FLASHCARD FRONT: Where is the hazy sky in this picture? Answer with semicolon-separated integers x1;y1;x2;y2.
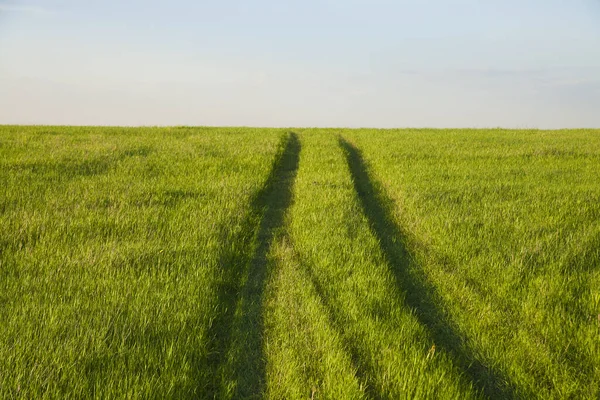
1;0;599;128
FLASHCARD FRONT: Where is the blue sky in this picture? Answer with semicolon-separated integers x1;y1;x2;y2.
1;0;599;127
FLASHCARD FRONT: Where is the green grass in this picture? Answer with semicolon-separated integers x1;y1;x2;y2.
1;126;599;398
0;125;287;398
343;128;600;399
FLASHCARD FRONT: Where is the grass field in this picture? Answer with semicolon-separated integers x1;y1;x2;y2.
1;126;599;399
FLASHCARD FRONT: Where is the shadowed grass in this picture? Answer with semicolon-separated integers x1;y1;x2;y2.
0;126;287;398
3;126;598;398
299;250;383;400
339;137;518;399
203;132;301;398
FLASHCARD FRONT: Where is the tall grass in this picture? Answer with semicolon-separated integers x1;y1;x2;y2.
344;128;600;398
2;126;599;399
0;126;285;398
266;130;478;398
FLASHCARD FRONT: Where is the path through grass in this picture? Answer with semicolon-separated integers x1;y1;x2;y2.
1;126;599;399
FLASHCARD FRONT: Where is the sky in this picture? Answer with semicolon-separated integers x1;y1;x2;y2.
1;0;599;128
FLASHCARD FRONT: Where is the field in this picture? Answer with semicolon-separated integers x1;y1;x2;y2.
1;125;599;399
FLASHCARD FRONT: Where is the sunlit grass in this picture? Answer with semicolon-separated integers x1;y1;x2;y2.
1;126;599;399
0;125;286;398
344;128;600;399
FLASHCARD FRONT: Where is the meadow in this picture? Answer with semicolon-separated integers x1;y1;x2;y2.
1;125;599;399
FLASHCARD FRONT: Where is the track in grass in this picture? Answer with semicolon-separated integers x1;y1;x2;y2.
204;132;301;398
2;126;600;399
0;126;287;398
339;137;517;399
299;249;384;400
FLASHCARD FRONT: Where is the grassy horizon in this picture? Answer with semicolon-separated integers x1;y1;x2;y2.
1;126;599;398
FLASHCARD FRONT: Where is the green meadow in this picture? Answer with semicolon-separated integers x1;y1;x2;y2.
1;126;599;399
